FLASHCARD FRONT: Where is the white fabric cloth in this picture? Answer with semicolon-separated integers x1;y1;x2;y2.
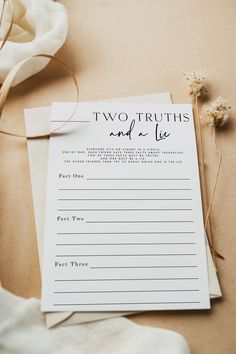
0;288;190;354
0;0;68;86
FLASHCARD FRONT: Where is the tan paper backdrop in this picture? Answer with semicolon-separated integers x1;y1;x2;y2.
0;1;236;354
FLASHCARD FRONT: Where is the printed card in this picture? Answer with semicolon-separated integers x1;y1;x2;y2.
41;102;210;311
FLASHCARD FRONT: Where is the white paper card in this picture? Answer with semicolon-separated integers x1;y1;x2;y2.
41;102;210;312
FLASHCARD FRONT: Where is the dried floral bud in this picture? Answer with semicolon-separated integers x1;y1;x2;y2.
184;69;208;98
202;96;231;128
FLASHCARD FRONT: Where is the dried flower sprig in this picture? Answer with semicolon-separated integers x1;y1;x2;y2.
201;97;231;249
184;69;208;98
184;69;222;266
202;96;231;128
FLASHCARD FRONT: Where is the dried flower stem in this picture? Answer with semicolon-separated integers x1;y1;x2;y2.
204;129;223;246
194;97;217;267
184;70;225;266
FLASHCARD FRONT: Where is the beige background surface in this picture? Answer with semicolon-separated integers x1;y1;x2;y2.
0;1;236;353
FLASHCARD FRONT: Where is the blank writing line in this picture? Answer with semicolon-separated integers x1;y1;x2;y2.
56;242;196;246
58;208;193;212
58;198;192;201
54;289;199;294
57;232;195;235
87;178;191;181
55;277;199;282
56;254;197;257
91;265;198;269
86;220;194;224
58;188;192;191
53;301;200;306
51;120;90;123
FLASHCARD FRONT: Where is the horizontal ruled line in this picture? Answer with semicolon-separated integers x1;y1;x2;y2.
58;188;192;191
91;265;198;269
56;254;197;257
53;301;200;306
51;120;90;123
56;242;196;246
57;232;195;235
57;208;193;212
86;221;194;224
58;198;192;201
54;289;200;294
55;277;199;282
86;178;191;181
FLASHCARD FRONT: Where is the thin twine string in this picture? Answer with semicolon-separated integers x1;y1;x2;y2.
0;0;79;139
0;0;14;50
0;54;80;139
0;0;7;28
0;1;80;137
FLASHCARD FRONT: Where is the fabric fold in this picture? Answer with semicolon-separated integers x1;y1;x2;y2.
0;287;190;354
